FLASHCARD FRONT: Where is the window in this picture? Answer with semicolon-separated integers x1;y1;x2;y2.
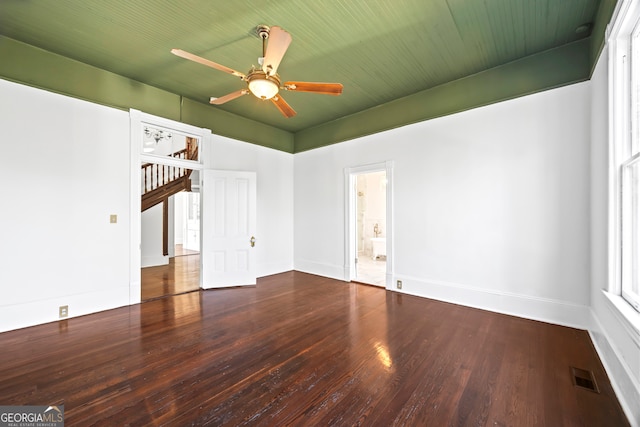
621;154;640;310
141;124;200;163
612;0;640;312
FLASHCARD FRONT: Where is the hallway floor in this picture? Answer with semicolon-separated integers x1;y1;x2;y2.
355;254;386;287
141;251;200;301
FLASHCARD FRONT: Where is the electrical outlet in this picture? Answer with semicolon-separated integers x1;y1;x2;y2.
59;305;68;318
396;280;402;289
110;214;117;224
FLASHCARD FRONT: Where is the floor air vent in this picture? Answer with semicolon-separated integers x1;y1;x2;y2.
571;367;599;393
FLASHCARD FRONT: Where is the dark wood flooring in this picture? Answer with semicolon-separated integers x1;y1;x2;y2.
0;271;629;426
141;251;200;301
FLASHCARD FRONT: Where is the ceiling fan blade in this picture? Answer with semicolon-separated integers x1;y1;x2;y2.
262;26;292;76
271;95;297;118
283;81;344;95
171;49;246;79
210;89;249;105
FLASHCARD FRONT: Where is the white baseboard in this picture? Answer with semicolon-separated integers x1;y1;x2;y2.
293;259;347;282
291;265;589;328
0;287;130;333
589;308;640;426
257;261;294;279
394;274;591;329
129;279;141;305
141;255;169;268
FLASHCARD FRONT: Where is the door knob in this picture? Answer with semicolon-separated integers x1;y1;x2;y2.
250;236;256;247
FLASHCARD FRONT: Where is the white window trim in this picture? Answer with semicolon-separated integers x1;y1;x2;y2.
606;0;640;341
602;290;640;347
620;153;640;311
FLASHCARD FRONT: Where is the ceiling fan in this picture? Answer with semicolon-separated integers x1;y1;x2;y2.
171;25;344;118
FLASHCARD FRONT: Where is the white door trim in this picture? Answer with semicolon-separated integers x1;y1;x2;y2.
344;161;394;290
129;109;211;304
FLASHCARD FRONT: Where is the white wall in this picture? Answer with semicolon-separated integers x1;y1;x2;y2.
0;79;294;332
0;52;636;422
141;202;168;267
589;45;640;424
208;135;294;277
294;82;592;328
0;79;131;332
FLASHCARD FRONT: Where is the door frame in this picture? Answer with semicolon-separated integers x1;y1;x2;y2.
344;161;394;290
129;109;211;304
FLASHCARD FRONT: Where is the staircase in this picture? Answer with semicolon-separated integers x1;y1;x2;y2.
141;142;198;256
141;146;198;211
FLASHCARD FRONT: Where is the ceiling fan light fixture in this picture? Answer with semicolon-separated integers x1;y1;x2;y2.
171;24;341;118
247;70;280;100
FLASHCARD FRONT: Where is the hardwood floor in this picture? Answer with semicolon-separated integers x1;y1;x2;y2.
174;244;199;257
0;271;629;426
141;252;200;301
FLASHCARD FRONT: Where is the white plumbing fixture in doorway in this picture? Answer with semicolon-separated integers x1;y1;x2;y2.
371;237;386;260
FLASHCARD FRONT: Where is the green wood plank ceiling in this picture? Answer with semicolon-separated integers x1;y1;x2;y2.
0;0;616;153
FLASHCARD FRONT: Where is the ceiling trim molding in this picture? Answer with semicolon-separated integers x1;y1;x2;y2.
589;0;619;74
181;97;294;152
0;35;294;153
293;38;592;153
1;33;593;154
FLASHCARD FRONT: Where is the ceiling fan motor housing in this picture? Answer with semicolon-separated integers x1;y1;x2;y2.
256;25;271;40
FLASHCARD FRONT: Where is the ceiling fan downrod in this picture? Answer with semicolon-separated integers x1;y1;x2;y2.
257;25;270;59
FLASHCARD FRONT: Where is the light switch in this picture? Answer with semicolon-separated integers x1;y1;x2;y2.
110;214;117;224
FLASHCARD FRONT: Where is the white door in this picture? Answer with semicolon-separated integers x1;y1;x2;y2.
201;170;257;288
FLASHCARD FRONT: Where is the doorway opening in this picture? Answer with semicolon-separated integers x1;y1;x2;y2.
174;189;201;257
346;162;393;289
137;189;202;301
354;171;387;286
140;179;202;302
132;113;206;302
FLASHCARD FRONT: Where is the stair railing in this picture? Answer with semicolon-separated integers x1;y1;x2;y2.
141;149;192;195
140;143;199;257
